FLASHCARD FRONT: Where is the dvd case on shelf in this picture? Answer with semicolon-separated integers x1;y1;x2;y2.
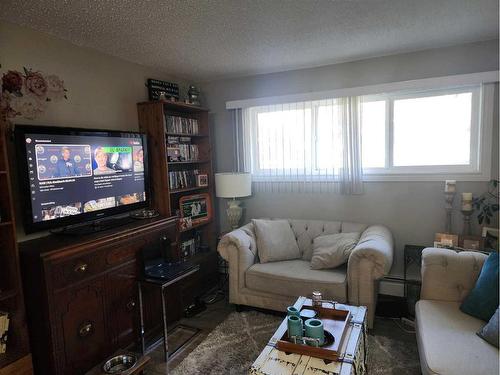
165;115;199;135
167;136;199;162
0;311;9;354
168;169;200;190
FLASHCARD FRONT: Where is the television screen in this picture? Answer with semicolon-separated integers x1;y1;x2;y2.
15;125;150;233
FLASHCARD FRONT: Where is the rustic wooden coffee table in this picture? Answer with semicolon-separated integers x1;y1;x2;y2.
250;296;367;375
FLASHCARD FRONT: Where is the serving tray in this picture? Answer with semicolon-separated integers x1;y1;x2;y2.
276;303;351;361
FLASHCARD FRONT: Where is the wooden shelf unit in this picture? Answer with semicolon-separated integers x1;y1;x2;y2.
137;101;218;304
0;120;31;371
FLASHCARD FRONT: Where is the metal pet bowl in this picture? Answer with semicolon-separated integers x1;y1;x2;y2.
102;354;137;374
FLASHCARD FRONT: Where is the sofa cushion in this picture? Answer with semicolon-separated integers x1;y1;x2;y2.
310;232;361;269
245;259;347;301
252;219;300;263
415;300;499;375
460;252;499;321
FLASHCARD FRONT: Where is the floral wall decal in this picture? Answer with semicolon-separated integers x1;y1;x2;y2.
0;65;68;121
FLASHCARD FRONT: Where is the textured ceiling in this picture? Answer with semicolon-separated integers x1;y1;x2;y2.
1;0;498;82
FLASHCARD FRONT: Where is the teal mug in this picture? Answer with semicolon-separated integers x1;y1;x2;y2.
304;318;325;347
287;306;300;317
287;315;303;339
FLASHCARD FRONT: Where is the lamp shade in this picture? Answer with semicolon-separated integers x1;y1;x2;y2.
215;172;252;198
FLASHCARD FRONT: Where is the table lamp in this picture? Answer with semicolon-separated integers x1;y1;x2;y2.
215;172;252;230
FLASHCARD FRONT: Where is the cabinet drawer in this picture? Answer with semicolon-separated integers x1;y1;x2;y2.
51;252;106;289
105;237;147;267
50;237;148;289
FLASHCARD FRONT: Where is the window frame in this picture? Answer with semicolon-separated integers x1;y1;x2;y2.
361;85;492;181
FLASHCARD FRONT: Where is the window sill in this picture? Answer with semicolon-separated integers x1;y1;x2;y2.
361;171;491;182
250;171;491;183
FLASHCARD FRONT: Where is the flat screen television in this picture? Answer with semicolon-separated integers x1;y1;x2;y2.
15;125;150;233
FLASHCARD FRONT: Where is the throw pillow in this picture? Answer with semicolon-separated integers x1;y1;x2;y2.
477;307;499;348
252;219;301;263
310;232;361;270
460;252;499;321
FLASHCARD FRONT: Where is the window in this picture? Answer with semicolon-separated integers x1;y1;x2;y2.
245;99;350;181
361;86;487;179
242;84;492;183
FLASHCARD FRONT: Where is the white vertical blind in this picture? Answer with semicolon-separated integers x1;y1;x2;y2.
237;97;364;194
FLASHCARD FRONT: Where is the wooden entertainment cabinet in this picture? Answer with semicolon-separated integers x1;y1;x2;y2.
8;101;219;374
19;216;218;375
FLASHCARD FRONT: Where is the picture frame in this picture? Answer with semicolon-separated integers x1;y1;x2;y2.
179;193;212;227
197;174;208;187
179;216;192;231
460;235;484;251
434;233;459;248
482;227;499;251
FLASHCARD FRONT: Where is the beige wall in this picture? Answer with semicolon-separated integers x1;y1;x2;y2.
0;21;187;240
0;20;187;130
199;40;500;278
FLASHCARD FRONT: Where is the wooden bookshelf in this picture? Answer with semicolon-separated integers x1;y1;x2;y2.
0;120;31;372
137;101;218;309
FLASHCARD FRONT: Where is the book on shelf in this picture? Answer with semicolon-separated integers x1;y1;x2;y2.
0;311;9;354
167;136;199;162
165;115;199;135
168;169;200;190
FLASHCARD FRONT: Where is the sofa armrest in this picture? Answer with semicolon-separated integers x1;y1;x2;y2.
347;225;393;327
348;225;394;281
420;248;487;302
218;223;257;261
217;223;258;294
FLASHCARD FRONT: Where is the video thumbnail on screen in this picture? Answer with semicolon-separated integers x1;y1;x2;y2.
35;144;92;180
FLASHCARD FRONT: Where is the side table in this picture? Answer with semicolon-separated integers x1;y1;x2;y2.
404;245;425;316
137;265;199;372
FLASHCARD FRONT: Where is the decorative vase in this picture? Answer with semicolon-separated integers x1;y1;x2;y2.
226;199;243;230
287;306;300;317
287;315;303;340
304;318;324;347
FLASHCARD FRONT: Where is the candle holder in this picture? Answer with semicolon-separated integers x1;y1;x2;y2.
461;210;473;236
444;192;455;233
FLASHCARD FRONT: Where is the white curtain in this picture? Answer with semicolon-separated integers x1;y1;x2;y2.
233;96;364;194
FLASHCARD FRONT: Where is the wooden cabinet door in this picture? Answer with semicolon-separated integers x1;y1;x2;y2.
105;262;138;351
55;279;107;374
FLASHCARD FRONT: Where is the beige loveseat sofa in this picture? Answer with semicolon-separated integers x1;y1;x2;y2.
416;248;499;375
217;219;394;328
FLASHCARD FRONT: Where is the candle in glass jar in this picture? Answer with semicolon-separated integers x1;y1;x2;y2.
444;180;456;193
461;192;473;211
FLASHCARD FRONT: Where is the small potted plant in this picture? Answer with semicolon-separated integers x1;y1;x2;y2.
472;179;499;225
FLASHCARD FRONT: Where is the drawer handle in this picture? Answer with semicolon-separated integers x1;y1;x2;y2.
74;262;88;273
78;321;93;338
126;300;136;311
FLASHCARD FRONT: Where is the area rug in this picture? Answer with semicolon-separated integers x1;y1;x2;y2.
171;311;420;375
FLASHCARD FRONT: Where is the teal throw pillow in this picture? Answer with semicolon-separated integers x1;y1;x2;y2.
460;252;499;322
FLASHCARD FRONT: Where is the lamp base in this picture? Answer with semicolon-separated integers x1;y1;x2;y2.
226;199;243;230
